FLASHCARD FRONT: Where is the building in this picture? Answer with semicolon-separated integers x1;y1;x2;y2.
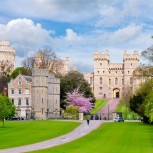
8;74;32;119
0;40;15;74
32;69;60;120
84;50;140;99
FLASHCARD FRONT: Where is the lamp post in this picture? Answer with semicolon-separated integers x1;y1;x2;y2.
108;104;109;120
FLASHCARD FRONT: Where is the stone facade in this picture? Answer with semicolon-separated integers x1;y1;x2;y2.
84;50;140;99
0;40;15;73
8;74;32;119
32;69;60;120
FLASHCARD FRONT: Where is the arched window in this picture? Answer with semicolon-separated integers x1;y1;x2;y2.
115;78;118;85
100;77;102;85
130;77;133;85
109;79;111;85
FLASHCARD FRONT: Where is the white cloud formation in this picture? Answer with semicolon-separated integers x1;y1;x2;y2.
0;18;53;57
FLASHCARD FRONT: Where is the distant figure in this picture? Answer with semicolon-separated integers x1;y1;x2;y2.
90;115;94;120
100;116;102;120
86;115;90;125
87;119;90;125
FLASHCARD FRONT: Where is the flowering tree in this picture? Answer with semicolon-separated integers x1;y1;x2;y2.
66;88;93;113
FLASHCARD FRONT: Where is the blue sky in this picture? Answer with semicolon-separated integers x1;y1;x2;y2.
0;0;153;72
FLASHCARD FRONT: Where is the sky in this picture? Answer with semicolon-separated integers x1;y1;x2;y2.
0;0;153;72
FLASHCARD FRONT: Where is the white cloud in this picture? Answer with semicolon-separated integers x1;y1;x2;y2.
0;18;53;57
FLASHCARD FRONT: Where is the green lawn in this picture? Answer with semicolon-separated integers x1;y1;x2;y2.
0;120;80;149
116;100;140;120
31;122;153;153
91;99;107;114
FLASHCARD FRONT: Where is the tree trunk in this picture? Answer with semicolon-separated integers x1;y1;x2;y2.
3;118;4;127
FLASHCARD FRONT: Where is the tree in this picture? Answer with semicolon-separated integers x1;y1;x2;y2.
0;94;16;126
66;88;93;113
11;67;31;78
22;49;63;75
0;62;12;94
60;70;95;109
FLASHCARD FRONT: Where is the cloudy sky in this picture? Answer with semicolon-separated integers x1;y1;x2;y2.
0;0;153;72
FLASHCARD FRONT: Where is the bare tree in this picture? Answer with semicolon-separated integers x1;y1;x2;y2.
22;56;35;76
22;49;63;75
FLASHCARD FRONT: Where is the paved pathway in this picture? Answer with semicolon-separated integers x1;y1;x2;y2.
0;120;109;153
98;98;120;119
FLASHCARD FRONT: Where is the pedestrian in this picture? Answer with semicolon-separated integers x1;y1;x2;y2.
86;115;90;125
100;115;102;120
87;119;90;125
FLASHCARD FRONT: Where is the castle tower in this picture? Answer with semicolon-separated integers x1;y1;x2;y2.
32;69;60;119
93;50;110;99
0;40;15;73
123;51;139;95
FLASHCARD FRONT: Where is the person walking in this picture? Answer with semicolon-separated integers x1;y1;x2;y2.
86;115;90;125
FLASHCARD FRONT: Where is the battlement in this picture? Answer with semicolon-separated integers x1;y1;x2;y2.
94;50;110;61
0;40;9;46
123;50;139;61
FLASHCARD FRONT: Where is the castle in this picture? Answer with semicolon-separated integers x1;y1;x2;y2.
84;50;140;99
0;40;15;74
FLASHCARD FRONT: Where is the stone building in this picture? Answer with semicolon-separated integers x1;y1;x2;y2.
32;69;60;120
8;74;32;119
0;40;15;73
84;50;140;99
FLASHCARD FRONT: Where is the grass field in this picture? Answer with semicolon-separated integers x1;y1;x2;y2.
91;99;107;114
32;122;153;153
116;100;140;120
0;120;80;149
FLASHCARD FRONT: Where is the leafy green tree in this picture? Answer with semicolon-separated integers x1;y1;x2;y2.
60;71;95;109
0;94;16;126
11;67;31;78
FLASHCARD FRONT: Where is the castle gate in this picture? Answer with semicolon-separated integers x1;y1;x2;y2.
113;88;120;98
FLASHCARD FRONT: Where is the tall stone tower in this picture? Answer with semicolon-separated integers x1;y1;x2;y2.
32;69;60;119
93;50;110;99
123;51;139;95
0;40;15;73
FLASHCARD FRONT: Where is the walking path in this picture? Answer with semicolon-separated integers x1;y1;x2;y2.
0;120;110;153
98;98;120;119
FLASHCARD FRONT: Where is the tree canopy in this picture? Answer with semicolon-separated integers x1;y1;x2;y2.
0;94;16;126
60;70;95;109
11;67;31;78
22;49;63;75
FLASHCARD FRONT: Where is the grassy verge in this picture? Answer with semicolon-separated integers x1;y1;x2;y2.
116;99;140;120
91;99;107;114
0;120;80;149
31;122;153;153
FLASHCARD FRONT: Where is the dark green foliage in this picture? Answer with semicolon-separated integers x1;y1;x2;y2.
11;67;31;79
60;71;95;109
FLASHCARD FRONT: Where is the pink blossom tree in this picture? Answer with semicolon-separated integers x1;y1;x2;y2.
66;88;93;113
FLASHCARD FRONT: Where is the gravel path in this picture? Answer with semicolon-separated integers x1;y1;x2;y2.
0;120;109;153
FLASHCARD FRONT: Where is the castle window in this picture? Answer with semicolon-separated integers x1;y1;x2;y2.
18;98;21;106
122;79;124;85
109;71;111;74
97;71;99;74
116;71;117;74
131;63;132;67
12;99;14;104
109;79;111;85
99;87;102;90
100;63;102;66
11;89;14;94
103;71;105;74
128;71;130;74
130;77;133;85
100;77;102;84
115;78;118;85
18;80;22;85
26;98;29;105
18;89;22;94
